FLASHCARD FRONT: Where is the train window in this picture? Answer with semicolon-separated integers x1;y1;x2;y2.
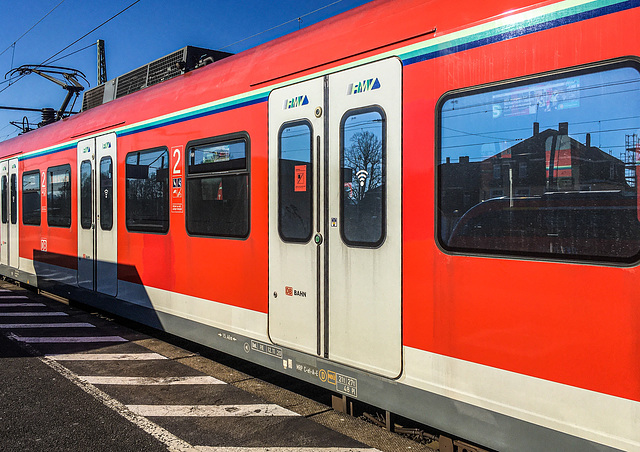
100;157;113;231
438;62;640;263
186;133;249;238
340;107;386;247
278;121;313;242
10;174;16;225
125;147;169;233
1;175;7;224
47;165;71;228
22;171;40;226
80;160;92;229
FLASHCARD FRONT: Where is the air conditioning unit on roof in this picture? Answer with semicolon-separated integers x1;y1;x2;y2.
82;46;232;111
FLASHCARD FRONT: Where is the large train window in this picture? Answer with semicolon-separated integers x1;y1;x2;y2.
22;170;40;226
340;107;386;247
437;61;640;263
125;147;169;233
47;165;71;227
186;133;249;238
278;121;312;242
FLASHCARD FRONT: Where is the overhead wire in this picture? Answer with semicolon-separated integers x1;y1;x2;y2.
0;0;142;95
0;0;67;59
219;0;343;50
49;42;98;65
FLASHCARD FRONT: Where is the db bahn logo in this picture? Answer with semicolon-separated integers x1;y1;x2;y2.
285;286;306;297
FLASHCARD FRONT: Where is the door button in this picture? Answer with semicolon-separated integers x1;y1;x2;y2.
314;233;323;245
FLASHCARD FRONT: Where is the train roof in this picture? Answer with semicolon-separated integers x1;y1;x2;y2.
0;0;549;158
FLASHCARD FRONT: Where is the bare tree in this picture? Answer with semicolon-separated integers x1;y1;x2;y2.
343;130;383;201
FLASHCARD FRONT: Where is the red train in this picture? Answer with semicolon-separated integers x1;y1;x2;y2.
1;0;638;450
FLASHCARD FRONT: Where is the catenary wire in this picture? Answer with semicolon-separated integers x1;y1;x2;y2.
219;0;343;50
0;0;67;59
0;0;142;95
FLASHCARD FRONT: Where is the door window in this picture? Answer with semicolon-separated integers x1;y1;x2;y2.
80;160;92;229
100;157;113;230
1;175;7;224
278;121;313;242
340;108;386;247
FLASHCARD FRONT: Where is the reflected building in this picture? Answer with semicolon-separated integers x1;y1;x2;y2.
439;122;631;238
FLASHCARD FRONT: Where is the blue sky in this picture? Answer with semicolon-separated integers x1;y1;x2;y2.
0;0;372;141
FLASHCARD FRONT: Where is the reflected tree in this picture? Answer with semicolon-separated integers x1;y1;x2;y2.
343;130;383;201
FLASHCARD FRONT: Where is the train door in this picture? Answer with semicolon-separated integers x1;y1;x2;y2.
77;133;117;296
8;158;18;269
0;160;8;266
269;58;402;378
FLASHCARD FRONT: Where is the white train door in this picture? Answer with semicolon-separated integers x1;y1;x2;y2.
77;133;117;296
8;158;18;269
269;58;402;378
0;160;8;266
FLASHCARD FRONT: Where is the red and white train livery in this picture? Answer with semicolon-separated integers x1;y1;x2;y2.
0;0;638;450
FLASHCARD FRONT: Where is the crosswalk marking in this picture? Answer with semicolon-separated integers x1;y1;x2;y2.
0;303;46;307
79;376;226;385
11;335;128;343
194;448;379;452
0;287;380;452
0;312;68;317
0;322;95;329
127;404;299;417
47;353;167;361
0;295;29;299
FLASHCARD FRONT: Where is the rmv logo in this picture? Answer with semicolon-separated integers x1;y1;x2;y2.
347;78;381;95
283;95;309;110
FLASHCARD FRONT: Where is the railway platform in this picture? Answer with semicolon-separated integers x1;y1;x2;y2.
0;280;435;452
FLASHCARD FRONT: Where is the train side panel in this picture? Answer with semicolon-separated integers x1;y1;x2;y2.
0;1;637;451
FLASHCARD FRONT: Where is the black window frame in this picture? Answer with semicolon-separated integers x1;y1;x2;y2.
46;164;72;228
22;170;41;226
80;160;92;230
339;105;387;248
185;132;250;239
125;146;170;234
435;58;640;265
100;156;113;231
1;175;7;224
10;173;17;225
277;119;314;243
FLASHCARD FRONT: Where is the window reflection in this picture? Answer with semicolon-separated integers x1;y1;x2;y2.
439;64;640;261
341;108;385;247
278;122;313;242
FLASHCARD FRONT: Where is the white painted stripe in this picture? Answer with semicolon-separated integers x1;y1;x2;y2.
37;355;197;451
0;295;29;299
0;322;95;329
0;312;68;317
79;376;225;385
47;353;167;361
13;335;128;343
195;448;379;452
0;303;45;307
0;289;12;292
127;404;299;417
4;333;195;451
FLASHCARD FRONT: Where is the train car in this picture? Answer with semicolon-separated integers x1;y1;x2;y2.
0;0;638;450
